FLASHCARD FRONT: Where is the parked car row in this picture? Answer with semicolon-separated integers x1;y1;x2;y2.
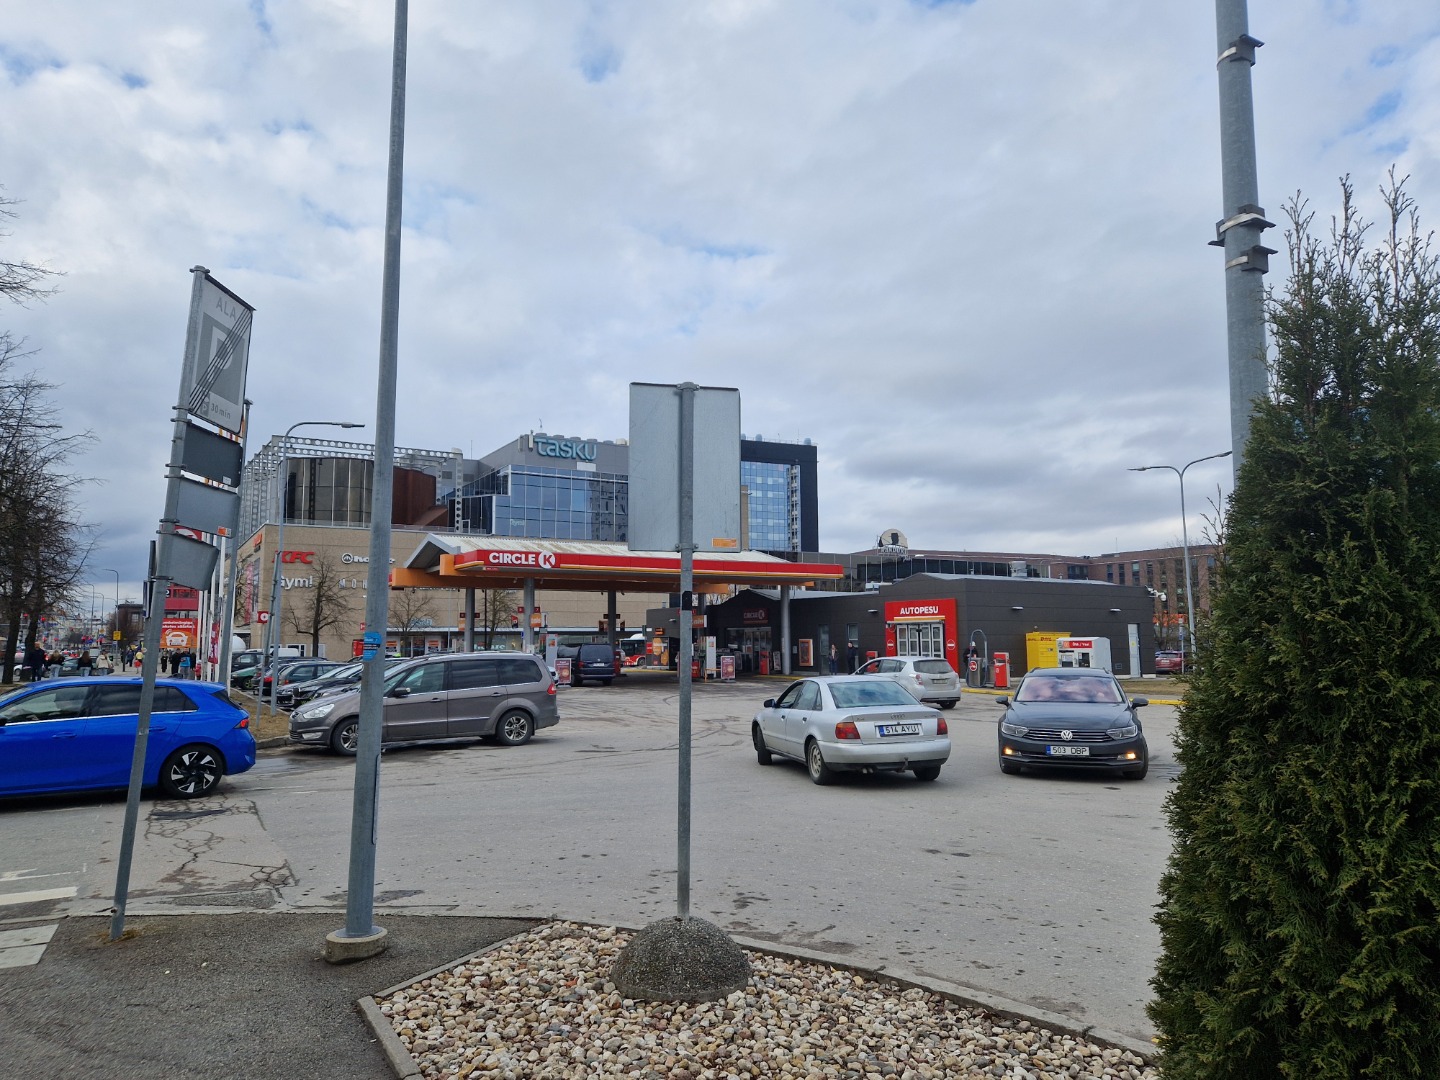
751;666;1151;786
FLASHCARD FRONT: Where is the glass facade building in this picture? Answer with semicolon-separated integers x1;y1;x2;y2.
457;464;628;542
741;459;799;553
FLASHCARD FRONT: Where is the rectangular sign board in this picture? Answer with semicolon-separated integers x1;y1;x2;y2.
628;383;741;553
181;274;253;435
180;422;244;487
175;477;239;537
162;531;220;591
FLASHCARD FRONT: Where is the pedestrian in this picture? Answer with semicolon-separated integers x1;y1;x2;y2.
159;652;169;674
178;652;193;679
846;641;858;673
828;643;838;675
47;650;65;678
24;643;47;682
77;650;94;676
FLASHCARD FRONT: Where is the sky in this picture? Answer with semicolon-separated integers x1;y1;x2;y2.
2;1;1438;607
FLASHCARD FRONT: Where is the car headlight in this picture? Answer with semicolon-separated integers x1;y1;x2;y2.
1107;723;1139;739
1000;720;1028;737
296;701;336;722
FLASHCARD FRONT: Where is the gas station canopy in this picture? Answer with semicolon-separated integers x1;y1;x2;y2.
393;534;845;593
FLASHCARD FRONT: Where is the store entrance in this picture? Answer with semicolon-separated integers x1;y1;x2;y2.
895;620;946;658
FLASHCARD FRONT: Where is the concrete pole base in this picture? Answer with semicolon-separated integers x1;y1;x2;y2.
323;925;389;964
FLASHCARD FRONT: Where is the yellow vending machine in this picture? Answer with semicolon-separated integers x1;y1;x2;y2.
1025;631;1070;672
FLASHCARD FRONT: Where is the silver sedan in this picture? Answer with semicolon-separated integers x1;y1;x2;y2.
750;675;951;785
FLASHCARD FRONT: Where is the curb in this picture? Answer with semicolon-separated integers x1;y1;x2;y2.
354;919;1160;1078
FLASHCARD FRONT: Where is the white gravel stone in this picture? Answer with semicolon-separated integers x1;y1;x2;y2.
377;921;1160;1080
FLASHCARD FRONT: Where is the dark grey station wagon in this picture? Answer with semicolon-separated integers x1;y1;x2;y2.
288;651;558;755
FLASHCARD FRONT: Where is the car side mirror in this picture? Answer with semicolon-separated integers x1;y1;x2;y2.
995;696;1009;705
389;686;411;699
763;698;776;709
1131;697;1148;708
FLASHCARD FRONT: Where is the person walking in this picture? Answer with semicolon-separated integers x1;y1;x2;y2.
846;641;859;673
178;652;193;680
158;652;169;674
24;644;47;683
47;650;65;678
77;650;94;676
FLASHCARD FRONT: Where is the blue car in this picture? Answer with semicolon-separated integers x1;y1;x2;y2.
0;677;256;800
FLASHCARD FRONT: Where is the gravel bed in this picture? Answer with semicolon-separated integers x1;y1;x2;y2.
376;922;1159;1079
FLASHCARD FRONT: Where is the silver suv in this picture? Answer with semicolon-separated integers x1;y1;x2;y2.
853;655;962;709
288;652;558;755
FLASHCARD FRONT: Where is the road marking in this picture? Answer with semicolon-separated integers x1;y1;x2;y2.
0;887;77;907
0;923;58;969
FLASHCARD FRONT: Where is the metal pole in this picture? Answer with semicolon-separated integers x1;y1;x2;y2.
330;0;407;959
102;569;120;659
110;264;208;942
676;382;696;919
1213;0;1273;476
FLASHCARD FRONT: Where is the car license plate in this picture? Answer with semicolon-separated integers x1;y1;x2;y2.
879;723;922;737
1047;745;1090;757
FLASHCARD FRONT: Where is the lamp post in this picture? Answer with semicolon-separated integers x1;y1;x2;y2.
264;420;365;711
1129;450;1233;671
102;568;121;663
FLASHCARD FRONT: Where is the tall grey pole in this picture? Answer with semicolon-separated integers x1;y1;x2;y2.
1130;450;1231;672
1213;0;1274;476
676;382;696;918
328;0;407;961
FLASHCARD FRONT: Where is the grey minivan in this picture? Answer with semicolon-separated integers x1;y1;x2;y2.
287;652;558;755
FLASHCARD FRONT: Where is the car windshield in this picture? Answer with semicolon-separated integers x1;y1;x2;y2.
1015;676;1124;704
326;663;363;680
829;681;921;709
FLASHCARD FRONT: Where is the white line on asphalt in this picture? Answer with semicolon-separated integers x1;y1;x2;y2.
0;887;77;907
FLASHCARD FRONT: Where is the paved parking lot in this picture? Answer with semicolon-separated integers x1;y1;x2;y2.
3;674;1177;1043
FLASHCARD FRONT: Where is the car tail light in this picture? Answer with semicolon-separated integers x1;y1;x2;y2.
937;717;948;735
913;673;924;685
834;721;861;740
547;682;556;696
236;717;249;729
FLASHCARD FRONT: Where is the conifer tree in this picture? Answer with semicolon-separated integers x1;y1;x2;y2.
1149;175;1440;1077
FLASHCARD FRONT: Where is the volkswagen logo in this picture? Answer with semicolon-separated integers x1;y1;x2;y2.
1060;730;1074;741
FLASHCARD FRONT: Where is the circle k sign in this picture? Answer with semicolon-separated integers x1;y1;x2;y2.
486;551;558;569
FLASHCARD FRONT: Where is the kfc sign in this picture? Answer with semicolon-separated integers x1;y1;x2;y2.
486;550;558;569
281;551;315;564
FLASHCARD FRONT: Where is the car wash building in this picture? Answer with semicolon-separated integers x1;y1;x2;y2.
702;572;1156;680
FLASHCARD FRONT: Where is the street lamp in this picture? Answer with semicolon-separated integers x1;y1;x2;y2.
264;420;365;711
1129;450;1233;672
102;568;121;661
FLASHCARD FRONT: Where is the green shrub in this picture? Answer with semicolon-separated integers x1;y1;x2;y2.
1149;177;1440;1078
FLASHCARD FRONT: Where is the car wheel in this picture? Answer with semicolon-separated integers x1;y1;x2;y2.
805;739;836;786
1122;755;1148;780
331;718;359;756
999;757;1022;775
158;745;224;799
913;765;941;782
938;700;957;709
495;709;534;747
752;724;773;765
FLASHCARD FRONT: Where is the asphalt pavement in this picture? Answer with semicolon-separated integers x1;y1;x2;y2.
0;912;538;1079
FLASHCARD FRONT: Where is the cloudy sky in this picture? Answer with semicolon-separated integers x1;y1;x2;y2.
3;1;1438;605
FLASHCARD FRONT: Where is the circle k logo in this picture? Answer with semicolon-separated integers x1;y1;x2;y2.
486;551;558;569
